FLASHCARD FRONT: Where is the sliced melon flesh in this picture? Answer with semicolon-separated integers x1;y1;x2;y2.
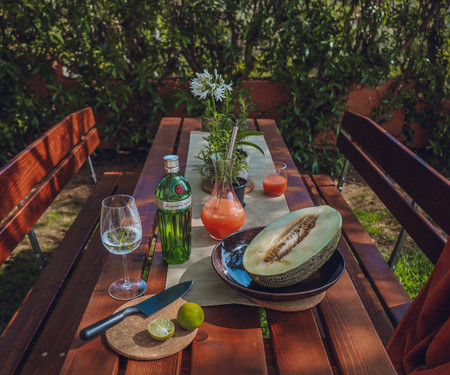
243;205;342;288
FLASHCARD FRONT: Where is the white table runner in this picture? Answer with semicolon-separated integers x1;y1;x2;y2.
165;131;290;306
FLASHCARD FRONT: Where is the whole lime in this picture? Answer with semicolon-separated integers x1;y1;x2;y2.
177;302;204;330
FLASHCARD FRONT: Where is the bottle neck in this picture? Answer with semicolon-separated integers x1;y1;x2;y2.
165;167;179;175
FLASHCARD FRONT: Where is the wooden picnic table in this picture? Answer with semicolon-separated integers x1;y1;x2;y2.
21;117;397;375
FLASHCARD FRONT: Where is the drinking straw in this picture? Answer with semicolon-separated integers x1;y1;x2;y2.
227;125;239;160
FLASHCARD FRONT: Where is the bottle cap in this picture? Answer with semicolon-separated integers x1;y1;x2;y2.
164;155;179;172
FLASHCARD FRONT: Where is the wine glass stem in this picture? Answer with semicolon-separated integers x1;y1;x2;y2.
122;254;131;288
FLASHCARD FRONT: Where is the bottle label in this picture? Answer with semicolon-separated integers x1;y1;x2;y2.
156;196;192;211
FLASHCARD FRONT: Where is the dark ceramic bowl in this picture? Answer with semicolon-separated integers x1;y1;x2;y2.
211;226;345;302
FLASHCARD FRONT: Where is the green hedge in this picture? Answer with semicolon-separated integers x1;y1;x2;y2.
1;0;448;174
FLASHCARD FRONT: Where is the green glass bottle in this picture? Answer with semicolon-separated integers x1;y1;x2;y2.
156;155;192;264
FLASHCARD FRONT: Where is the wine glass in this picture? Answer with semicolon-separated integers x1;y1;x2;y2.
100;194;147;300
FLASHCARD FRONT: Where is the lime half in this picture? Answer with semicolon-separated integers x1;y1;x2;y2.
177;302;204;330
148;317;175;341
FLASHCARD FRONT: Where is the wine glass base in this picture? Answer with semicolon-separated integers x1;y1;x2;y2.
108;278;147;300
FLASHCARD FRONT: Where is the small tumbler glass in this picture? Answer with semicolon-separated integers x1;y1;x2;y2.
263;161;288;197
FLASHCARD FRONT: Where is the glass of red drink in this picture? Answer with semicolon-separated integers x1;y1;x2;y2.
201;153;246;240
201;198;246;240
263;161;287;197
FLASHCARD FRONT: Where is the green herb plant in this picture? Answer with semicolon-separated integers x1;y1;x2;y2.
190;70;264;184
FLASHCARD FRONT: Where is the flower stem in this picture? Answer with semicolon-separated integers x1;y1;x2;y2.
211;95;216;115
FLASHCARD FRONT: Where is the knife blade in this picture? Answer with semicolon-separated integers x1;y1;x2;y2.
79;280;193;340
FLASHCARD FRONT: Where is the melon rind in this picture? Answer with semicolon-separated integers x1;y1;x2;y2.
247;230;341;288
243;206;342;288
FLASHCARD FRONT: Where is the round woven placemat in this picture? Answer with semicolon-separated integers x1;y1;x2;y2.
105;296;198;360
250;291;326;312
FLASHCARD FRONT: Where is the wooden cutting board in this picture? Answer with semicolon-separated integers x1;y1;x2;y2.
105;295;198;360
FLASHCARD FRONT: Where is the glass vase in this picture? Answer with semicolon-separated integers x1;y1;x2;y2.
201;153;246;240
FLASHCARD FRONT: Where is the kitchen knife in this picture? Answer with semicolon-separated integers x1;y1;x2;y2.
79;280;193;340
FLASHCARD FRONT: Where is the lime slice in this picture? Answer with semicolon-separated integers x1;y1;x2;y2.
177;302;204;330
148;317;175;341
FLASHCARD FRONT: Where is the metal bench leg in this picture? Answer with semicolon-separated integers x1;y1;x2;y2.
388;227;408;269
388;200;418;269
28;228;46;268
17;200;46;267
87;156;98;188
337;159;350;192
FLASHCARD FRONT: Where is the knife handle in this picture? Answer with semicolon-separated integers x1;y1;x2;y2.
79;306;139;340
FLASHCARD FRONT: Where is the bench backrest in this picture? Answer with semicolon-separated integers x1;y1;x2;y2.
0;108;100;265
337;111;449;264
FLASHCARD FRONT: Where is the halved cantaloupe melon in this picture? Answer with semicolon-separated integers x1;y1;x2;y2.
243;205;342;288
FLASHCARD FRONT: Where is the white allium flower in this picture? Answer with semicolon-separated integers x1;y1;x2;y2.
190;69;232;102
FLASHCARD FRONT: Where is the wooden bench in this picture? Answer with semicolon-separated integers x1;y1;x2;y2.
0;108;139;375
302;111;450;345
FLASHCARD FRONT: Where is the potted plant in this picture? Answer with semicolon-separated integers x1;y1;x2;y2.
190;70;264;198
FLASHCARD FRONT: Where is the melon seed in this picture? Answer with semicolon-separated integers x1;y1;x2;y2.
264;215;317;263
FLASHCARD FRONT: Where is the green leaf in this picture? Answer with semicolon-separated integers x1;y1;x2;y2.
239;141;265;155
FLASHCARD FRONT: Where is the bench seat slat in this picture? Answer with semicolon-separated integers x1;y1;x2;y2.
0;127;100;264
0;108;97;221
312;173;413;316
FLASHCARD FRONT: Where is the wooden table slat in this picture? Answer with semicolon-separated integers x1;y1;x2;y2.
60;118;182;375
178;118;202;175
133;117;184;252
124;118;199;375
191;306;267;375
268;309;333;375
256;119;313;211
257;119;333;374
319;271;397;375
